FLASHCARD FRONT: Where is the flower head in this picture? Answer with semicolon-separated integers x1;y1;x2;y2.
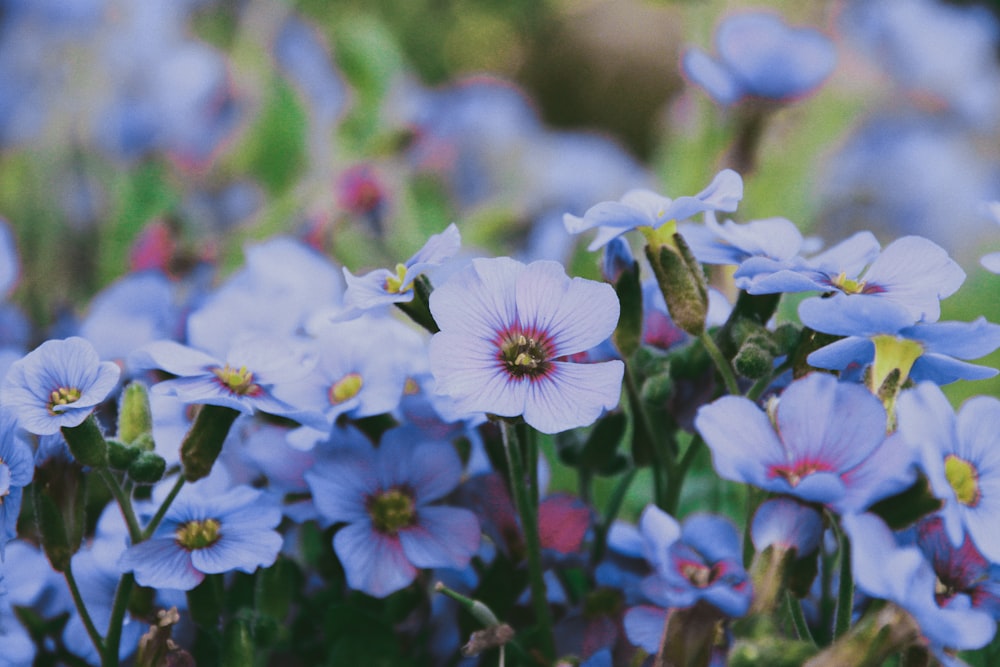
563;170;743;251
695;372;915;513
897;383;1000;562
0;408;33;555
305;428;480;598
682;11;836;107
1;337;121;435
428;257;624;434
119;483;283;590
342;223;460;312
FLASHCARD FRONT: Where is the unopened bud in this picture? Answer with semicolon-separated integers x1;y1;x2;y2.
644;233;708;336
107;439;141;471
119;382;153;445
61;416;108;468
128;451;167;485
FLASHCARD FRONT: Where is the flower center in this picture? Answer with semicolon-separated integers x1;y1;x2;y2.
212;365;262;396
47;386;82;414
498;330;553;379
769;459;833;487
329;373;364;404
944;454;980;507
368;488;416;535
383;263;411;294
831;272;886;295
176;518;222;550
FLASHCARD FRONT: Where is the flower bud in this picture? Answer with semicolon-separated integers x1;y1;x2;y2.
107;438;141;471
180;405;241;482
644;232;708;336
118;381;153;445
128;451;167;485
60;416;108;468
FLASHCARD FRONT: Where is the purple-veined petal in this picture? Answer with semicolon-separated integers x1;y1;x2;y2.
398;506;480;569
521;361;624;434
190;530;282;575
429;257;521;338
378;435;463;504
305;451;379;525
862;236;964;323
334;521;417;598
695;395;784;487
119;539;203;591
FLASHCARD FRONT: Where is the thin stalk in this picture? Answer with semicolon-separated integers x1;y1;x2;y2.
786;591;816;645
142;475;186;540
833;529;853;640
101;573;134;667
622;366;670;510
700;330;741;396
501;420;555;660
65;563;105;658
590;468;638;566
98;469;142;544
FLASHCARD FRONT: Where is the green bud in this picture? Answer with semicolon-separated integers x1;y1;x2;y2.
180;405;241;482
131;431;156;453
640;371;674;405
734;341;774;380
644;233;708;336
32;455;87;572
61;416;109;468
107;438;141;471
771;323;801;356
221;617;255;667
128;451;167;485
119;381;153;445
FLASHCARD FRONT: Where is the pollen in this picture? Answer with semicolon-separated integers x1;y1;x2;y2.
176;518;222;550
47;386;82;415
329;373;364;404
383;263;411;294
212;364;262;396
368;488;416;535
944;454;981;507
498;330;554;379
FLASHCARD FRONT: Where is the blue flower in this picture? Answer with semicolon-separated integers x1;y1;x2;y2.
897;383;1000;563
119;482;283;590
563;170;743;251
342;223;460;313
678;215;805;266
682;11;836;106
800;295;1000;386
304;428;480;598
695;372;915;514
131;335;325;428
751;497;824;558
624;506;751;652
273;14;348;128
0;337;121;435
0;408;33;555
428;257;624;434
737;234;964;324
844;512;996;657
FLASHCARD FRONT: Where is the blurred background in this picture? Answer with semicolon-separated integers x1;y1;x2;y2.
3;0;1000;395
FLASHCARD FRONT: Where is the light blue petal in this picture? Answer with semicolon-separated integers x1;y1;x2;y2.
334;521;416;598
398;506;480;569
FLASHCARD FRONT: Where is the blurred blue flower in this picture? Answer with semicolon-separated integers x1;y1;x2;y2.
273;14;349;128
800;295;1000;385
131;335;324;428
679;214;805;266
844;512;996;658
751;497;824;558
682;11;836;107
119;482;283;591
897;383;1000;563
980;201;1000;273
563;169;743;251
738;234;964;324
342;223;460;312
0;408;33;555
624;506;750;652
0;337;121;435
305;428;480;598
695;372;915;513
428;257;624;434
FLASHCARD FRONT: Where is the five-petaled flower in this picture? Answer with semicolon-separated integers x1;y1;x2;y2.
0;337;121;435
427;257;624;434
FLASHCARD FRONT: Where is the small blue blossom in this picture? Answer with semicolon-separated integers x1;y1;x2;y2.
0;337;121;435
0;408;33;555
305;428;480;598
563;170;743;251
624;506;751;652
428;257;624;434
751;497;824;558
131;335;325;428
682;11;836;107
342;223;461;312
679;214;805;266
844;512;996;658
897;383;1000;562
800;295;1000;385
119;482;283;591
695;372;915;513
737;234;964;324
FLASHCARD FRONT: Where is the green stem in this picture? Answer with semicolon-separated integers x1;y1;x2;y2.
833;523;854;640
65;564;105;658
786;591;816;645
622;365;671;510
98;469;142;544
700;330;741;396
500;420;555;660
590;468;638;566
142;475;186;540
101;573;134;667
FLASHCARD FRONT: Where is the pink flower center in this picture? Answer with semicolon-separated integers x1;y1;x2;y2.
768;459;833;487
496;327;555;380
